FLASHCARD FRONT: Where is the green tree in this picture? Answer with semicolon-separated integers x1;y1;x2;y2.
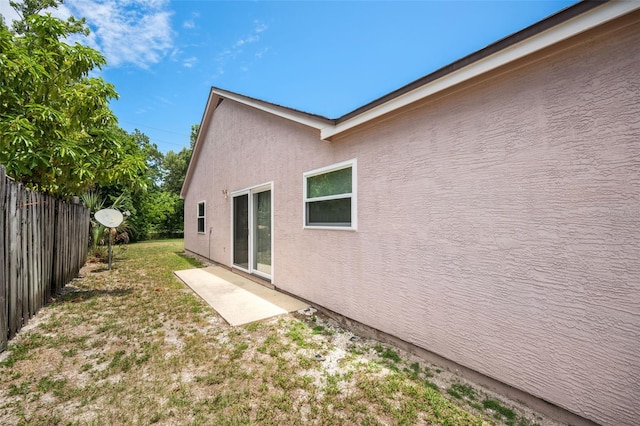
133;129;164;185
162;148;191;195
159;123;197;234
163;124;197;195
0;0;146;197
189;123;199;149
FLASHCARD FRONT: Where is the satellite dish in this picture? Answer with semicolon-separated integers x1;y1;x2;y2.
95;209;124;228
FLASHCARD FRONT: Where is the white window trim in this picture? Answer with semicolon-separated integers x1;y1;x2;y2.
197;201;206;234
303;158;357;231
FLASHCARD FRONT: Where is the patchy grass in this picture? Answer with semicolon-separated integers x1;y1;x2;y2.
0;239;555;425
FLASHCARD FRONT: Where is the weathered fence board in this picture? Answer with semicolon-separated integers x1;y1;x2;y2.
8;182;20;340
0;165;89;353
0;166;6;351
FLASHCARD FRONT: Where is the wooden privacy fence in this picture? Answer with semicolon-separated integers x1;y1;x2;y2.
0;165;89;353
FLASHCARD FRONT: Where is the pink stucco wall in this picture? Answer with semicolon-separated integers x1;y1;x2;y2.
184;15;640;426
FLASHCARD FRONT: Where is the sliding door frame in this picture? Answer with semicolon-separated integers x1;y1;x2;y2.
230;182;273;281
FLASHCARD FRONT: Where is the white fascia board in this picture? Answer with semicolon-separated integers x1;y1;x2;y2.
321;1;640;141
211;88;330;131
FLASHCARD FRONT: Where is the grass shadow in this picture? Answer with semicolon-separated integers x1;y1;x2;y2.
52;286;133;305
174;251;203;268
89;266;114;273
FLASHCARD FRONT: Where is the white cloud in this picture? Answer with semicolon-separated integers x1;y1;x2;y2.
234;21;267;48
182;11;198;30
2;0;173;70
183;56;197;68
155;95;171;105
255;47;269;59
169;48;181;61
60;0;174;69
253;21;267;33
213;20;268;78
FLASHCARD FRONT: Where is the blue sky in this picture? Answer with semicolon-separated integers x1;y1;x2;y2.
1;0;578;153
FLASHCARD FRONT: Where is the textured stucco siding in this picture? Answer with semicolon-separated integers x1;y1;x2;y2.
183;16;640;426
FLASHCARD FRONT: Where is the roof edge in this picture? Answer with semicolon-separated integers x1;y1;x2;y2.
322;0;638;140
181;86;336;198
182;0;638;197
210;87;335;129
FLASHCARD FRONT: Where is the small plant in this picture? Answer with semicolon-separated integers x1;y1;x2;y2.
286;321;312;348
374;345;401;363
37;376;67;395
324;373;342;395
482;398;516;420
447;382;477;401
311;325;326;334
424;380;439;390
230;341;249;360
244;322;263;332
448;387;462;399
62;348;78;357
8;381;31;396
0;333;49;367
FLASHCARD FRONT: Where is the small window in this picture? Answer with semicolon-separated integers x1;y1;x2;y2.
197;201;206;234
303;159;356;229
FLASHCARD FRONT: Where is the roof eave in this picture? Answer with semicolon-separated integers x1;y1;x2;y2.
210;87;335;131
321;0;638;140
182;1;638;196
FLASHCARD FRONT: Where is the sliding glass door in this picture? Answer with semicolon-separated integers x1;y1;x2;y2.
233;194;249;269
253;190;271;275
232;184;272;279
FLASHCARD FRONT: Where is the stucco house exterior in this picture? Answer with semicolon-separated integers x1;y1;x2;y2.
181;2;640;425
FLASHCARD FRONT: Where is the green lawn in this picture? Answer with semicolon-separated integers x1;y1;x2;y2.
0;240;544;425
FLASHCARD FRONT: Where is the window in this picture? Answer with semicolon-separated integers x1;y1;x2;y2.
303;159;356;229
197;201;206;234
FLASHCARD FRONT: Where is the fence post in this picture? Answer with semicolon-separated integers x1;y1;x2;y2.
0;166;6;352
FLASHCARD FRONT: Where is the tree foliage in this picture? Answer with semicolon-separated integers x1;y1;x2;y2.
1;0;196;240
86;125;195;242
0;0;146;197
162;148;191;195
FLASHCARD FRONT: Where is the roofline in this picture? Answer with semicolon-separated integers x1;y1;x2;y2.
334;0;605;125
209;87;335;129
180;88;335;198
323;0;638;139
181;0;638;197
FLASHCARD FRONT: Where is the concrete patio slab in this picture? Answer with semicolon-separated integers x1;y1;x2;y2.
174;266;308;326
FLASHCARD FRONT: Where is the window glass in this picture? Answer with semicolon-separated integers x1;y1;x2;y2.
197;202;205;233
307;198;351;226
307;167;352;198
233;195;249;268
